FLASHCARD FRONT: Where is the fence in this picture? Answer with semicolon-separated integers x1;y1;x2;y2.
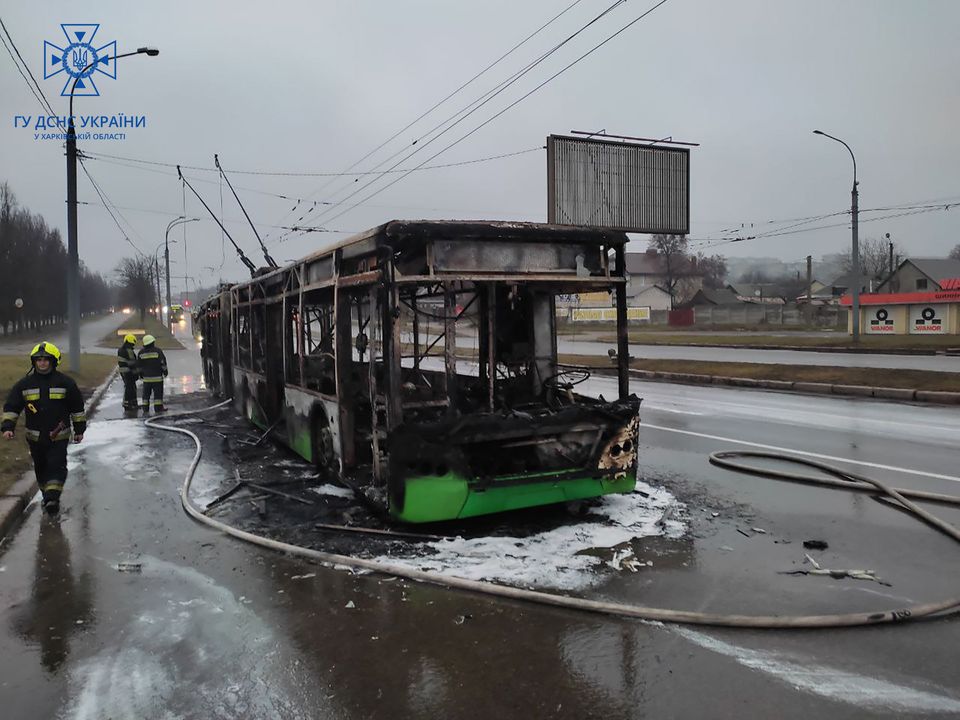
693;304;848;327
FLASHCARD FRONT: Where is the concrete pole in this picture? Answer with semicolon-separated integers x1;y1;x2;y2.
813;130;859;342
806;255;813;326
164;242;172;329
851;179;860;341
66;119;80;371
65;47;159;370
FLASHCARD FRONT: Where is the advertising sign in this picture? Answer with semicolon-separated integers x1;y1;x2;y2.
571;307;650;322
909;304;945;334
866;307;895;334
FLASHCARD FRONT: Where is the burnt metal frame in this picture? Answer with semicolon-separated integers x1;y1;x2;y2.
212;220;633;478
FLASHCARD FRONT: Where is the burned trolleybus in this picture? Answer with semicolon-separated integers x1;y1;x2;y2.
197;220;640;523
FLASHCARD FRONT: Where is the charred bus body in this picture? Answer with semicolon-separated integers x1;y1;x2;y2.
197;220;640;523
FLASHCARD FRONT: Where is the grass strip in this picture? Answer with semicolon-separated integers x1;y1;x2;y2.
98;313;184;350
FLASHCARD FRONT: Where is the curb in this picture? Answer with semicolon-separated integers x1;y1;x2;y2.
0;367;119;541
622;368;960;405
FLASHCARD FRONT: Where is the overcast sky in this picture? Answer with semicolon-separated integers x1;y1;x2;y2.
2;0;958;295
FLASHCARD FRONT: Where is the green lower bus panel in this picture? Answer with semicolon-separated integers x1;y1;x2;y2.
392;471;636;524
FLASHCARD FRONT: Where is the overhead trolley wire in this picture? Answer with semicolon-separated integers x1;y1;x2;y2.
268;0;592;237
294;0;635;235
77;157;147;256
0;16;56;117
307;0;673;232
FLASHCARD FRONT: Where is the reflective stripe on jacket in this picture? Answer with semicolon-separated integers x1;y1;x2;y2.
2;369;86;441
137;346;167;381
118;343;138;375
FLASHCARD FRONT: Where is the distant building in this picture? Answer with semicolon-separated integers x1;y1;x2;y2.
874;257;960;294
624;249;704;306
840;257;960;335
684;287;742;307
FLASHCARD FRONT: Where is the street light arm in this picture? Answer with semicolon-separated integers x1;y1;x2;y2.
69;48;160;120
813;129;857;187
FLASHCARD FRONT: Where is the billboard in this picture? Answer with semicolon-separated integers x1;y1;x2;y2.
571;307;650;322
547;134;689;234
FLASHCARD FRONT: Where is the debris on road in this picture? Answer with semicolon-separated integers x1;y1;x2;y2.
803;539;829;550
116;562;142;573
780;553;889;585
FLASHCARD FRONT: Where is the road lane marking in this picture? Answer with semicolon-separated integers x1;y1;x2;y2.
642;423;960;485
675;627;960;714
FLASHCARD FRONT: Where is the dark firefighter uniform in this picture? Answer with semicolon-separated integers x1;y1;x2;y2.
2;342;86;514
117;333;139;410
138;335;168;412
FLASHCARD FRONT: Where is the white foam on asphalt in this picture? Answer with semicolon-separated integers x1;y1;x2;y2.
309;483;355;499
62;556;323;720
373;480;684;591
675;627;960;714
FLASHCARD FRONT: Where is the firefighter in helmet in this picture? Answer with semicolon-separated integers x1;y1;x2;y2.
2;342;86;515
137;335;168;412
117;333;139;413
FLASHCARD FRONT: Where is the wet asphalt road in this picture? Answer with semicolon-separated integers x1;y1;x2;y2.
1;321;960;718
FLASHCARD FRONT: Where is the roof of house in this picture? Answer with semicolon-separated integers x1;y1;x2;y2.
624;250;705;278
727;283;788;300
828;272;872;290
624;251;664;275
906;258;960;284
687;288;741;305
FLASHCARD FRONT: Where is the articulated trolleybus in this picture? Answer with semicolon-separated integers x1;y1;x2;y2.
197;220;640;523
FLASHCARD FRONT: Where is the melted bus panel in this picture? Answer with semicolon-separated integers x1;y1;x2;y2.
197;220;640;523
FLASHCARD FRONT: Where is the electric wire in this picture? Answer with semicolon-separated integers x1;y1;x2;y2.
76;156;146;256
295;0;633;234
268;0;592;236
0;16;57;117
79;147;543;177
300;0;672;233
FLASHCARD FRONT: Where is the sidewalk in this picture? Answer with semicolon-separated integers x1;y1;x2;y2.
0;368;117;539
623;367;960;404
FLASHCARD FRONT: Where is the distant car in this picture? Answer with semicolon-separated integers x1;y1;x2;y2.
170;304;184;323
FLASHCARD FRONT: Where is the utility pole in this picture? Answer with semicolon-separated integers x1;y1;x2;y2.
65;47;158;371
154;256;162;321
813;130;860;342
887;233;894;277
806;255;813;326
165;217;198;330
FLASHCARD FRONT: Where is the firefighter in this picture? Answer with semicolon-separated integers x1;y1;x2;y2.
117;333;139;412
137;334;168;413
1;342;86;515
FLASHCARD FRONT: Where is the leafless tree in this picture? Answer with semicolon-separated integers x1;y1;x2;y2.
696;253;728;289
949;244;960;261
116;257;156;321
648;234;692;308
840;235;903;281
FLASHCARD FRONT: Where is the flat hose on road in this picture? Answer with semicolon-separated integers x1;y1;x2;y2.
146;404;960;629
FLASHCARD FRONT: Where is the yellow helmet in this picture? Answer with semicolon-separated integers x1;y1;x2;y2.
142;334;156;346
30;341;61;367
123;333;137;345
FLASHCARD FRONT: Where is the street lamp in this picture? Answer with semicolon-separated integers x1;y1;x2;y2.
66;46;158;371
165;217;199;330
813;129;860;342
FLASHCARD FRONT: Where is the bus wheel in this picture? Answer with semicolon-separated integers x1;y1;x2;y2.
313;412;335;472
